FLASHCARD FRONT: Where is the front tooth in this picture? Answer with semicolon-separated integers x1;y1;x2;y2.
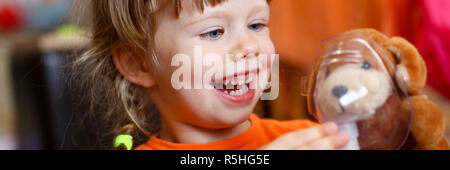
243;84;249;92
235;90;242;95
238;84;246;90
224;90;229;94
226;82;233;89
231;79;238;85
237;75;245;84
238;80;245;85
246;74;254;84
230;90;236;95
240;86;248;94
225;79;232;89
225;79;230;86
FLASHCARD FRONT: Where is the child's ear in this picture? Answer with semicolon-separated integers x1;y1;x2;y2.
112;43;156;88
384;37;427;94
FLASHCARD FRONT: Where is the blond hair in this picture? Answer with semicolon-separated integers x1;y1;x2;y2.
71;0;270;148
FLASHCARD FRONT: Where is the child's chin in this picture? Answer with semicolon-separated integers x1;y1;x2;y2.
210;110;253;128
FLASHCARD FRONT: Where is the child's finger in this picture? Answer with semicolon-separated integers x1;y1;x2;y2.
297;132;350;150
261;122;339;150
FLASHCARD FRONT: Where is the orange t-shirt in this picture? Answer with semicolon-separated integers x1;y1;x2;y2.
135;114;318;150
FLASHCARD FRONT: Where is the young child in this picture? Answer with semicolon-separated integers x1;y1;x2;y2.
73;0;350;150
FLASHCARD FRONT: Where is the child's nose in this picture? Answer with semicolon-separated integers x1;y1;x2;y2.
229;34;259;61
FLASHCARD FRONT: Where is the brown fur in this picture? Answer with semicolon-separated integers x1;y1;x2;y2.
308;28;448;150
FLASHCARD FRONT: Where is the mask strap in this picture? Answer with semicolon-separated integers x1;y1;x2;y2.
300;75;311;96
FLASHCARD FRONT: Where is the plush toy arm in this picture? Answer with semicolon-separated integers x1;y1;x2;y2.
404;95;448;150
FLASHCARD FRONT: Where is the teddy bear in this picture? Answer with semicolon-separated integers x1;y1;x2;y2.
306;28;448;150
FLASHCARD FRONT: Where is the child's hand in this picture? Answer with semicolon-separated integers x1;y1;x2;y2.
260;122;350;150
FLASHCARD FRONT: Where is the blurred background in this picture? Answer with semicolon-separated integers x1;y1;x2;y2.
0;0;449;150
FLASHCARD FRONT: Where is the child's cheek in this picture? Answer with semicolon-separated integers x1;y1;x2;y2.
263;35;276;55
260;38;276;67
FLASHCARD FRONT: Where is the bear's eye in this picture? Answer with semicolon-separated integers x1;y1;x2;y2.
361;61;371;70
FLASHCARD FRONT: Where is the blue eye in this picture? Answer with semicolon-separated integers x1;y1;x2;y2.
361;61;371;70
200;29;224;40
248;23;266;32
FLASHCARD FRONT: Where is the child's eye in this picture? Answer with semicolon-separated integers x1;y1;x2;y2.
200;28;224;40
248;23;266;32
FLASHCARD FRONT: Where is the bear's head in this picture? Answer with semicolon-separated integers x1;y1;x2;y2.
316;59;392;122
307;28;427;149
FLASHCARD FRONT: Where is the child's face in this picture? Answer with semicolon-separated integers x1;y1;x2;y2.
152;0;274;129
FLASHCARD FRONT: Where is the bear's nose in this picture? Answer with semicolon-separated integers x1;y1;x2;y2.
332;86;348;98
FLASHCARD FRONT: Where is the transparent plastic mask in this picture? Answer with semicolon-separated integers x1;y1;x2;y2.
311;34;414;150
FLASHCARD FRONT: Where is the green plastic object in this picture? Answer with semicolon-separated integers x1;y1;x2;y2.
56;24;80;40
114;134;133;150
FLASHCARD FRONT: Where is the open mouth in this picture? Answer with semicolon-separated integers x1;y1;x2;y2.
211;71;257;103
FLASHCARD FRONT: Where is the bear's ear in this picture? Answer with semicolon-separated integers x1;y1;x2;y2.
384;37;427;94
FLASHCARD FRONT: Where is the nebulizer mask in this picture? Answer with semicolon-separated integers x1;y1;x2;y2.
307;34;414;150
